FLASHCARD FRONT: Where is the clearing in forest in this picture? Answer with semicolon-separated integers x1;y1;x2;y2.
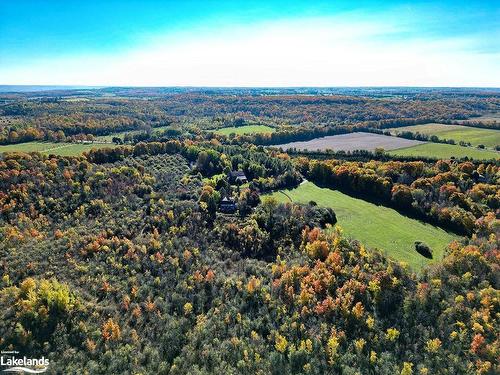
214;125;275;135
388;142;499;160
0;142;117;156
388;123;500;148
268;181;459;270
96;125;174;141
273;132;423;152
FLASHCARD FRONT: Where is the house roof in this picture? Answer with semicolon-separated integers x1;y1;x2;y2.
229;170;246;178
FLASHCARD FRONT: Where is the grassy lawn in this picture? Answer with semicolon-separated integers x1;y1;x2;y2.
268;182;459;270
0;142;118;156
214;125;275;136
388;142;499;160
389;123;500;148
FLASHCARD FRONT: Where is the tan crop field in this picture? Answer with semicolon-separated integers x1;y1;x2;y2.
273;132;424;152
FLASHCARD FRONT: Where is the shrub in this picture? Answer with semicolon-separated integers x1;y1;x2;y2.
415;241;433;259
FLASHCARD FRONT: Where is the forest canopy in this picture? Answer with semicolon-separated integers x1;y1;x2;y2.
0;87;499;374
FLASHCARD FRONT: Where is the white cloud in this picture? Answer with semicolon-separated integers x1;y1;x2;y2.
1;17;499;86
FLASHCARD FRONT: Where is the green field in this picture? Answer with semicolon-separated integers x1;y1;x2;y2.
389;142;499;160
214;125;275;136
389;123;500;148
268;182;459;270
97;125;173;141
0;142;117;156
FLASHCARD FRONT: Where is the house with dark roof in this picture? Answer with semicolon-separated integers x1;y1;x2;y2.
228;170;248;185
472;170;487;183
219;196;237;214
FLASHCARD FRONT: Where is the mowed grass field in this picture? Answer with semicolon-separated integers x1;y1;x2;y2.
268;182;459;270
388;142;499;160
389;123;500;148
214;125;275;136
0;142;118;156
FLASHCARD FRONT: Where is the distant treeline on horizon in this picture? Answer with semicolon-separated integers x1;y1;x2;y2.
1;85;499;96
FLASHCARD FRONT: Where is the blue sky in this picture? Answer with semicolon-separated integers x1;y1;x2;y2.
1;0;499;86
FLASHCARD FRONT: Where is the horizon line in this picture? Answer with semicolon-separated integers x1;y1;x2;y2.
1;85;500;90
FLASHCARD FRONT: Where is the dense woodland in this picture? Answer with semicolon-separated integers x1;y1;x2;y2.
1;88;499;145
0;88;499;374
